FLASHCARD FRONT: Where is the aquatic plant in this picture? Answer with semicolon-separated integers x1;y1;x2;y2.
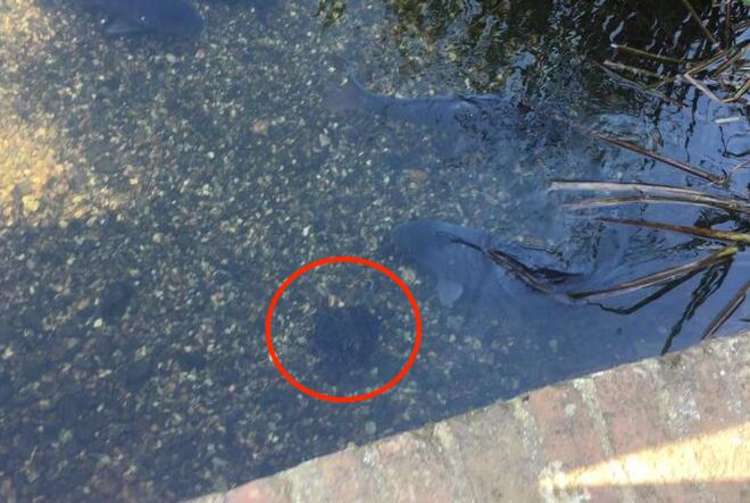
549;0;750;352
601;0;750;103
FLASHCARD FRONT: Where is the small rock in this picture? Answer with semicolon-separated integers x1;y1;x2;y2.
100;280;135;322
176;350;207;371
251;119;269;135
0;373;13;405
404;168;428;185
365;421;377;435
125;358;154;391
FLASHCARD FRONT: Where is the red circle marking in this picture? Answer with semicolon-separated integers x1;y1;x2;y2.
265;256;422;404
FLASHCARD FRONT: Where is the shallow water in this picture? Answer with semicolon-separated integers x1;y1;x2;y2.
0;0;748;500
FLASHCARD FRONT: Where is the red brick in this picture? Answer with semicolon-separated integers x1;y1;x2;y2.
445;401;539;501
594;364;672;452
529;384;606;465
371;430;471;502
529;382;626;501
656;344;745;501
225;476;290;503
593;363;690;501
289;449;376;501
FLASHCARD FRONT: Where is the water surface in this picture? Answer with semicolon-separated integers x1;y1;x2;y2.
0;0;746;500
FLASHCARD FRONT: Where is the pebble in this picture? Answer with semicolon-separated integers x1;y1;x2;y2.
404;168;428;185
252;119;270;135
365;420;377;435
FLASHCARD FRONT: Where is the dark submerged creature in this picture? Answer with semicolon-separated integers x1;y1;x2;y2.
99;280;135;322
80;0;205;38
310;305;380;384
392;219;594;308
326;75;528;156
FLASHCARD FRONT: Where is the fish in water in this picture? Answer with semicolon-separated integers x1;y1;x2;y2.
392;219;591;309
326;74;528;156
80;0;205;38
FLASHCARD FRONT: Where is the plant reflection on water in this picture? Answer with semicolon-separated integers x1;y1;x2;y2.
545;0;750;353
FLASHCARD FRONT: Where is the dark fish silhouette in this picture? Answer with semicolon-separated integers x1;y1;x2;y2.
311;305;380;384
326;75;526;155
392;219;588;308
99;280;135;322
81;0;205;38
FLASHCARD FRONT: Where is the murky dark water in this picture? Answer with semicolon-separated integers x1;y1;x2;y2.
1;0;748;501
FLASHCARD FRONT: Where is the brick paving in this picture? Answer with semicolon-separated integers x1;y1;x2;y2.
187;332;750;503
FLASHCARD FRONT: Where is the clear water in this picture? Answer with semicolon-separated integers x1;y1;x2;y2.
0;0;748;500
